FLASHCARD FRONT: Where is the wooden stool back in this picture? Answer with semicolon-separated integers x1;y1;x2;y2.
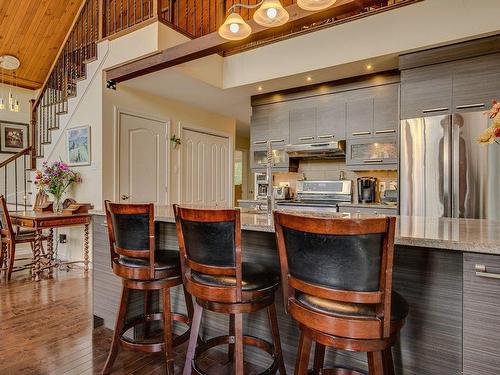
274;212;396;340
174;205;243;303
104;200;156;280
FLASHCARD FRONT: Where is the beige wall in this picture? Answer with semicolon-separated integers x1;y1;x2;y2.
41;23;237;261
102;84;236;206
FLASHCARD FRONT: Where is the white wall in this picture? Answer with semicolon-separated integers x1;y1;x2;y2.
223;0;500;88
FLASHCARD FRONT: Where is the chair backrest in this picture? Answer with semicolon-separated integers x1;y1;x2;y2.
0;196;15;240
273;211;396;337
174;205;242;302
104;200;155;278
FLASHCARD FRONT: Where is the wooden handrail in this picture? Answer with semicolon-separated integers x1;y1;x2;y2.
33;0;90;110
0;147;33;169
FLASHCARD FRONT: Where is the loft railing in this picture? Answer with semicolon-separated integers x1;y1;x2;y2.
102;0;156;37
0;147;33;212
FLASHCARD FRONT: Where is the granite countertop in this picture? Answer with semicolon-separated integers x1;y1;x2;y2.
337;202;398;209
91;206;500;255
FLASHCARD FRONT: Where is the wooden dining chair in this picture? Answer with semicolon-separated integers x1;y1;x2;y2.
0;195;49;280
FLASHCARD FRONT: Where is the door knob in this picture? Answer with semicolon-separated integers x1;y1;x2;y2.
121;194;130;200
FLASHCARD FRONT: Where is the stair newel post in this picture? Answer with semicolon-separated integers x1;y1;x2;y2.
29;99;37;170
153;0;160;19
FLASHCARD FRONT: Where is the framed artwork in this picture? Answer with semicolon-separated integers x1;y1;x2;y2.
0;121;29;153
66;125;91;166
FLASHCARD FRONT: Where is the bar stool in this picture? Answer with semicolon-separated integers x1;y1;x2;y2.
273;212;408;375
174;206;287;375
102;201;193;375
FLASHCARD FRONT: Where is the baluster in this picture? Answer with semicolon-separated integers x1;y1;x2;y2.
14;158;18;212
23;154;27;213
133;0;136;25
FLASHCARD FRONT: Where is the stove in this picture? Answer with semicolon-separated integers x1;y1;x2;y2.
276;180;352;212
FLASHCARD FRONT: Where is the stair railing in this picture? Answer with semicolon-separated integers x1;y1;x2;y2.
0;147;33;213
31;0;99;165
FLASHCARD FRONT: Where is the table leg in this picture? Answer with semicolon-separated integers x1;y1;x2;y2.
48;228;54;278
84;224;89;272
33;229;42;282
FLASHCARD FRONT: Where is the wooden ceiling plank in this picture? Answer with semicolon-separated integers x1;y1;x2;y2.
106;0;367;83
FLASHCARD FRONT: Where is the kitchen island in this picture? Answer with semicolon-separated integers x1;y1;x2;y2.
93;209;500;375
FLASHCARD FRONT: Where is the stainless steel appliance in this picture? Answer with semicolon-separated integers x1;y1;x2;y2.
273;186;291;200
400;111;500;219
285;141;346;159
357;177;377;203
254;172;268;200
277;180;352;213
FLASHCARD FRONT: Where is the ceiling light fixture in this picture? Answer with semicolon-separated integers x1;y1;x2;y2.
366;64;373;71
0;55;21;112
258;86;263;91
297;0;337;11
218;0;288;40
218;12;252;40
253;0;289;27
306;76;313;82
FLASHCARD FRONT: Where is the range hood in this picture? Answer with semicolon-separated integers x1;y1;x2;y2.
285;140;346;159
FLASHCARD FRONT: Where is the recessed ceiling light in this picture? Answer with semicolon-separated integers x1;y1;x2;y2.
366;64;373;71
306;76;312;82
257;86;263;91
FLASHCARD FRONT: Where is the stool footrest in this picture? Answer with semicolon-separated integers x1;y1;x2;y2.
192;334;280;375
308;367;368;375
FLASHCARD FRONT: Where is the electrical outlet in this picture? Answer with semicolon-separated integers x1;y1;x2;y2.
59;234;67;244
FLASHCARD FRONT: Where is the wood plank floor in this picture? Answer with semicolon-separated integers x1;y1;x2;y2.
0;270;265;375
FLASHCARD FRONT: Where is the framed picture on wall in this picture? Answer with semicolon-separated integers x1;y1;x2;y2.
0;121;29;153
66;125;91;166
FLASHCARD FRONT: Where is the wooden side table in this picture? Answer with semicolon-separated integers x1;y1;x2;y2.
9;211;92;281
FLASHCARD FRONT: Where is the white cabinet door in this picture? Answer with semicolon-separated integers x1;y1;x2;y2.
119;112;168;205
181;128;231;207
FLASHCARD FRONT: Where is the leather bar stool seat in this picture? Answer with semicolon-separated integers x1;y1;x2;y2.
297;291;409;321
117;250;181;270
192;262;279;292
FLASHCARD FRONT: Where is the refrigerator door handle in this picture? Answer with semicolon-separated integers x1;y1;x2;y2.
451;115;460;218
442;116;453;218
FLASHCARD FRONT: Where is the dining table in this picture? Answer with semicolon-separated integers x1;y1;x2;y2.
9;210;92;281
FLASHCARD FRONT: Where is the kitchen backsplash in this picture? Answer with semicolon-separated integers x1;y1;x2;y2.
274;159;397;203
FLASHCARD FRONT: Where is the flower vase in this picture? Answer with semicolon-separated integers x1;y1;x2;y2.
53;195;64;214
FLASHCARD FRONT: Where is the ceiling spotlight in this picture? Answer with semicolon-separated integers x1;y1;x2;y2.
218;12;252;40
297;0;337;11
306;76;313;82
258;86;263;91
366;64;373;71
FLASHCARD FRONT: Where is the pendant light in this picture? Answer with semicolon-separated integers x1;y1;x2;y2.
253;0;289;28
0;55;21;112
218;12;252;41
297;0;337;11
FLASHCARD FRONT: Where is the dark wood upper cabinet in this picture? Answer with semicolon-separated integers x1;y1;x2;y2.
316;95;346;141
346;95;374;138
289;105;316;144
452;53;500;112
400;64;453;119
373;83;399;135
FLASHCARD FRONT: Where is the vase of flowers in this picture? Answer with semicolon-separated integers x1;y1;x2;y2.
477;99;500;146
34;161;82;214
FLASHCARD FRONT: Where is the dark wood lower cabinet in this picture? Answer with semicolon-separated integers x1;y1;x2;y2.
463;253;500;375
92;217;499;374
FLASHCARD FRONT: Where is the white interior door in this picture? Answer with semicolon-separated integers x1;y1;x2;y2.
118;112;168;205
181;128;230;207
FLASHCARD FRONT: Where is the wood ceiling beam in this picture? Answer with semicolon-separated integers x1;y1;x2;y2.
106;0;370;84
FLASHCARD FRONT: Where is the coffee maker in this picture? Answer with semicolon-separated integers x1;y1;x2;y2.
357;177;377;203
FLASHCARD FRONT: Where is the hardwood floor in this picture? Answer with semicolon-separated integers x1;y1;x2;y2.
0;270;265;375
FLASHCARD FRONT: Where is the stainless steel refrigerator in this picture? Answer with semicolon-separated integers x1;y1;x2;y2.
400;111;500;219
